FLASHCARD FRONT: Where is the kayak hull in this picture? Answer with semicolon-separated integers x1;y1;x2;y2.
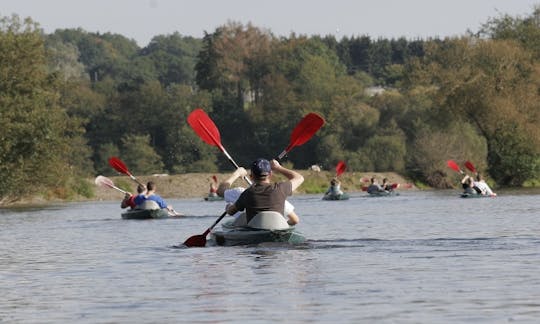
460;193;494;198
322;193;350;200
204;195;224;201
368;191;399;197
121;208;170;219
210;220;306;246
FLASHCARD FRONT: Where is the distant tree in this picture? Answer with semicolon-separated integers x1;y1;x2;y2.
404;37;540;185
120;134;164;174
140;32;202;86
0;15;86;201
478;6;540;59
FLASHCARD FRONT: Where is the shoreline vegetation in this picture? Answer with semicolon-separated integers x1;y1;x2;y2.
2;171;415;207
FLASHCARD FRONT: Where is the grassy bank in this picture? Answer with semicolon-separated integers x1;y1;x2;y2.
1;170;415;207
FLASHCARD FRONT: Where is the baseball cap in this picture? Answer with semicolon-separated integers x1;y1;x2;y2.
251;158;271;177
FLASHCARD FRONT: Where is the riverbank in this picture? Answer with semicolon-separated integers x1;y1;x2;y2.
2;170;416;207
92;170;415;201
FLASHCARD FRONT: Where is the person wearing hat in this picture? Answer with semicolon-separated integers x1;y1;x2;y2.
217;166;300;225
226;158;304;226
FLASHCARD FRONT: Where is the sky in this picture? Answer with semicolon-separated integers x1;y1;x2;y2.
2;0;539;47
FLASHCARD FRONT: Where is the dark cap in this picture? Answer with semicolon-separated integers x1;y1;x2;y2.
251;158;271;177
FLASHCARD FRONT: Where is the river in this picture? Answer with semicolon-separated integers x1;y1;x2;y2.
1;189;539;323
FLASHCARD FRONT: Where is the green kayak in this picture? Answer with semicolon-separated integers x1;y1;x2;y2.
204;195;224;201
322;193;350;200
368;191;399;197
210;212;306;246
121;208;170;219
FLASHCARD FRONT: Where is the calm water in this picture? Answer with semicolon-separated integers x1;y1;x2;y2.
1;189;539;323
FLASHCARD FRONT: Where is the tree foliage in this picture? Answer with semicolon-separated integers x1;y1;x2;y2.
2;7;540;202
0;15;87;201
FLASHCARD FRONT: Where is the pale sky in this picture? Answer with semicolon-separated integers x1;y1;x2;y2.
2;0;539;47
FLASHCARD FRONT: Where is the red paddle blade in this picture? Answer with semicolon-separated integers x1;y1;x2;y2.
187;108;223;149
212;175;218;183
285;113;325;153
183;234;207;247
465;161;476;173
446;160;461;173
109;157;131;176
336;161;346;176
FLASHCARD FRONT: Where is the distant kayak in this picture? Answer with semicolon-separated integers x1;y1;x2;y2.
204;195;224;201
121;208;170;219
368;191;399;197
460;193;495;198
322;193;350;200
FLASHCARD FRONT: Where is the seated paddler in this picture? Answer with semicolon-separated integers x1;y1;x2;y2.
226;158;304;228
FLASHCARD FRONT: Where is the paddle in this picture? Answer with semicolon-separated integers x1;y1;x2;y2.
95;175;128;195
277;112;325;159
183;110;325;247
446;160;464;174
108;157;145;187
188;108;251;184
335;161;346;177
391;183;413;189
187;109;242;169
465;161;477;173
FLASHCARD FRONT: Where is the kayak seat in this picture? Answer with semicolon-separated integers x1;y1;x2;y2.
136;200;160;210
247;211;289;230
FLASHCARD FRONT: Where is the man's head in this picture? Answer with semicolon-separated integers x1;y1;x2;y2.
475;173;483;181
137;184;145;194
251;158;271;180
146;181;156;191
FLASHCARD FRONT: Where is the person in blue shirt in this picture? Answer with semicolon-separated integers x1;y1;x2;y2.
134;181;180;215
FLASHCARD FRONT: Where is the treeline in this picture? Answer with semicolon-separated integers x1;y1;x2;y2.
1;8;539;202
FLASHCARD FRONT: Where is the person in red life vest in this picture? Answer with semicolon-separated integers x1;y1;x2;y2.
121;184;146;209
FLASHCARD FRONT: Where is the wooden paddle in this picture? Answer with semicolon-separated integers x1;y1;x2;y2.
183;110;325;247
94;175;128;195
108;157;145;187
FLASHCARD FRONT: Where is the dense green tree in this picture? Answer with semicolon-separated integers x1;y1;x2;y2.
403;37;540;185
478;6;540;59
0;15;87;201
120;134;164;174
140;32;202;86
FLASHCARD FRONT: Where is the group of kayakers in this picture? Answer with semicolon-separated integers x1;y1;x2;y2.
119;157;303;224
119;159;496;222
366;177;396;194
121;181;180;215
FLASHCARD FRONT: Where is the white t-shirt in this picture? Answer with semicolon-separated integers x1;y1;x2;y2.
474;181;494;196
224;187;294;218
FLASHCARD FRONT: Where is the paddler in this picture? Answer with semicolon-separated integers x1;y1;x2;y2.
225;158;303;226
